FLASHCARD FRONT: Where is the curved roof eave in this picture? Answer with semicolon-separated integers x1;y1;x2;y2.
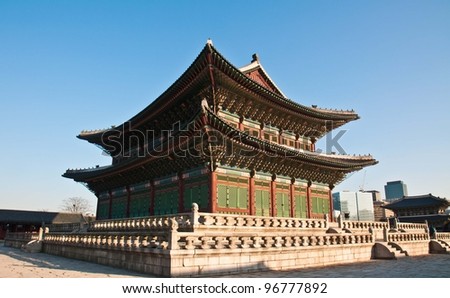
76;41;360;146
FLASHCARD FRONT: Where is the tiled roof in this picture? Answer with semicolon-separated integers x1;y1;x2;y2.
0;209;87;225
383;194;449;210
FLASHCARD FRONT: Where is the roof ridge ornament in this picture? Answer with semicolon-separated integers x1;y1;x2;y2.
206;38;213;46
251;53;260;63
201;98;210;113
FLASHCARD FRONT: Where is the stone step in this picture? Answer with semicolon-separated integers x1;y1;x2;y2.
387;242;408;258
438;240;450;249
437;240;450;253
373;242;407;259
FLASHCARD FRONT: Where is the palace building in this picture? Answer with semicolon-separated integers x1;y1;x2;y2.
64;40;377;221
383;194;450;231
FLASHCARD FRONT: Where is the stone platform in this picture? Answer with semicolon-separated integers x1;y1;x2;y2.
6;205;448;277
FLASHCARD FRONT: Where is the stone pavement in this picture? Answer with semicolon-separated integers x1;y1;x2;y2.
218;254;450;278
1;243;449;278
0;244;149;278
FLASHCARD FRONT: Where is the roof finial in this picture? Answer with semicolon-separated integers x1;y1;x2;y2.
207;38;213;46
251;53;259;63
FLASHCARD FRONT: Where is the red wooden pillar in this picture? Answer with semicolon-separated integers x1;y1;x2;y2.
278;129;283;145
307;181;312;218
149;180;155;216
238;116;244;131
126;186;131;218
249;171;255;215
271;175;277;217
329;184;335;222
210;170;217;213
290;179;295;218
108;190;113;219
178;173;185;213
310;137;316;152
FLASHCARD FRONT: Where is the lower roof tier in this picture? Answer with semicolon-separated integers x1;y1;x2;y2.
64;105;377;193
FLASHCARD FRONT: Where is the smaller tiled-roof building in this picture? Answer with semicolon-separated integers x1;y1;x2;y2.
383;194;450;231
0;209;90;240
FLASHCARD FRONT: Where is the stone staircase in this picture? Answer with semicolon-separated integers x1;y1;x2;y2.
437;240;449;253
438;240;450;250
373;242;408;259
429;239;450;254
387;242;409;257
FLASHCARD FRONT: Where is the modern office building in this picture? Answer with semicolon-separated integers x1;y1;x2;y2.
333;191;375;221
364;190;382;202
384;180;408;202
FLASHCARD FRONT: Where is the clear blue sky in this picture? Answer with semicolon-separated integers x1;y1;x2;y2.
1;0;449;212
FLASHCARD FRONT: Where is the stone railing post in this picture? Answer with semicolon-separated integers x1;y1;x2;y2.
168;217;179;250
324;214;329;229
338;213;343;229
383;227;388;242
191;203;199;230
38;227;44;241
369;227;375;243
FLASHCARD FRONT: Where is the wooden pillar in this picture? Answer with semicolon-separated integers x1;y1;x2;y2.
278;129;283;145
249;170;255;215
238;116;244;131
95;193;101;220
259;123;264;140
108;190;113;219
178;173;184;213
310;137;316;152
210;170;217;213
329;184;335;222
307;181;312;218
126;186;131;218
271;174;277;217
149;180;155;216
290;178;295;218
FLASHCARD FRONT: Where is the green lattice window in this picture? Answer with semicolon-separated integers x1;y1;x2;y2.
129;191;150;217
154;188;178;215
311;196;330;215
183;179;209;211
217;174;248;210
97;201;110;220
217;184;248;209
111;195;127;219
255;189;270;216
276;192;290;217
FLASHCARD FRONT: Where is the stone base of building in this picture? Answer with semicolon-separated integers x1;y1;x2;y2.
31;210;446;277
42;242;376;277
43;243;172;276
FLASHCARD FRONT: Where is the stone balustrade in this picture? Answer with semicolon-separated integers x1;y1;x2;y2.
397;222;428;231
197;213;327;229
435;232;450;240
174;231;373;250
44;233;170;250
387;232;429;242
44;229;374;252
340;220;388;231
88;214;193;232
87;211;328;233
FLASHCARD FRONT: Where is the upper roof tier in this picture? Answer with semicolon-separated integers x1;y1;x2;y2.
78;40;360;151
